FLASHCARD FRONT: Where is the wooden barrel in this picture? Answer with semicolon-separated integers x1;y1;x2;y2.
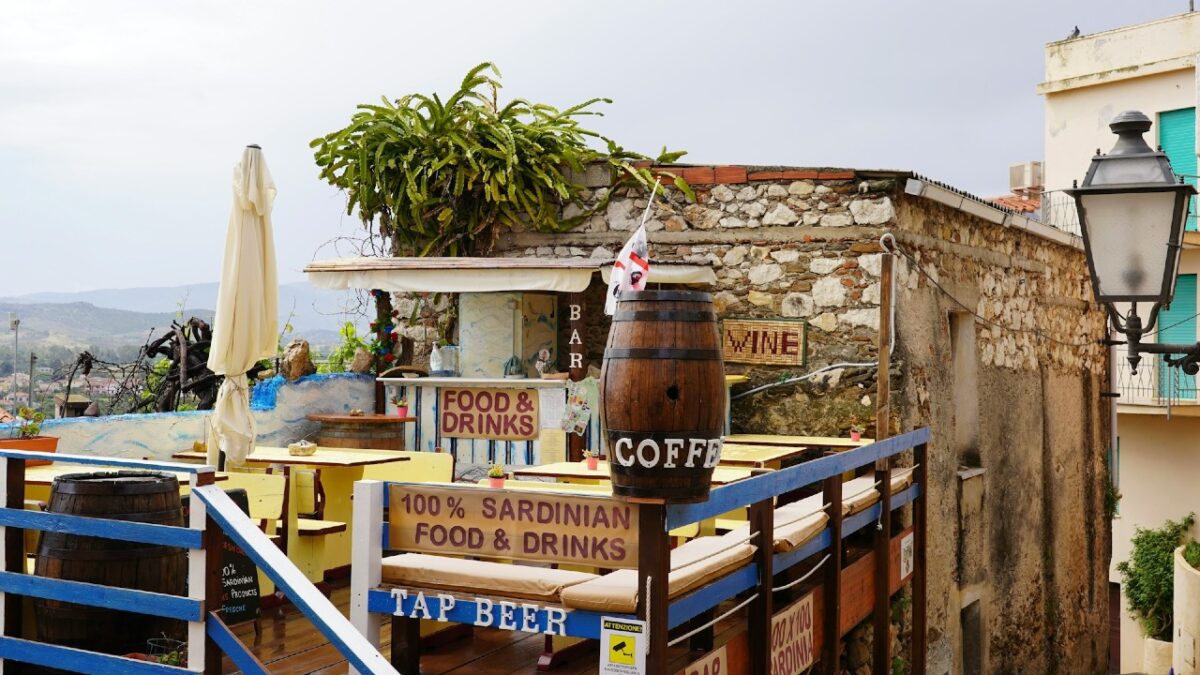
600;290;725;502
35;472;186;656
309;414;407;450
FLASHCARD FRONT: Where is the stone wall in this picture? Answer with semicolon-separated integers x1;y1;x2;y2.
492;164;1112;674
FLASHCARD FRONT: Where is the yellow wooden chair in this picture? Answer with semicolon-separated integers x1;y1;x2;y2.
292;468;324;519
222;467;346;586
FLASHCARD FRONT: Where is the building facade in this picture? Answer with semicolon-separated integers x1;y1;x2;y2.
1038;11;1200;673
494;165;1112;673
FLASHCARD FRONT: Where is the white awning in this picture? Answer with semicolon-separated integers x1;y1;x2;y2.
305;257;714;293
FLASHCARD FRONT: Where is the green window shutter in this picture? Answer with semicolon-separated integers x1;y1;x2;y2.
1159;107;1197;232
1158;273;1197;399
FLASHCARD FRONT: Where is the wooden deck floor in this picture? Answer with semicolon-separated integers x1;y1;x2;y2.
222;582;735;674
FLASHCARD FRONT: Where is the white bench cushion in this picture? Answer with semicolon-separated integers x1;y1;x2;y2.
724;494;829;553
559;536;755;614
381;553;598;602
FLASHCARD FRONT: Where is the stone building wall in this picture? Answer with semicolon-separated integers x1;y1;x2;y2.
489;164;1111;673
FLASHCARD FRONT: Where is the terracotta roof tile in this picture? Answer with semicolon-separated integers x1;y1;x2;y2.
989;193;1041;213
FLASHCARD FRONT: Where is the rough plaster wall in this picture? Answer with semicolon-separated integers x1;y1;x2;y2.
892;194;1109;674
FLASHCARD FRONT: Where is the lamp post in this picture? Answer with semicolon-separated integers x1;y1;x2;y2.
1067;110;1197;374
7;313;17;410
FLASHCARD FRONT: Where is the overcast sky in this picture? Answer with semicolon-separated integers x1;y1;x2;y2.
0;0;1183;296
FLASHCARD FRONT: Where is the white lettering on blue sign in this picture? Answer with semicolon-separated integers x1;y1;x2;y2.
390;589;568;636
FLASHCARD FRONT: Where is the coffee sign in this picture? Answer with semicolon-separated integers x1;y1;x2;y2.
440;387;539;440
388;484;639;568
722;318;807;366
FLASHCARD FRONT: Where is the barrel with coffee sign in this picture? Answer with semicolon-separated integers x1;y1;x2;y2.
600;290;725;502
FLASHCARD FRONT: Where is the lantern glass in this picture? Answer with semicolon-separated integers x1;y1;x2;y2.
1078;190;1180;302
1092;154;1171;186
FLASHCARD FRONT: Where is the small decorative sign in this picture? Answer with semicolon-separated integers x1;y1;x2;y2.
388;484;638;568
220;490;262;625
600;617;647;674
771;591;815;674
722;318;807;366
440;387;539;440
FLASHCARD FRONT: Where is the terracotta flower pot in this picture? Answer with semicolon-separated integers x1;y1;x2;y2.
0;436;59;467
488;477;505;489
586;457;599;471
396;406;409;418
850;431;862;442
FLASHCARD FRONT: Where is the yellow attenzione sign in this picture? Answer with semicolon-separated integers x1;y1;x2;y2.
388;484;639;568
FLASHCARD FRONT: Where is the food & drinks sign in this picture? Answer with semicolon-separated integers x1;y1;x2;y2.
388;484;638;568
440;387;539;440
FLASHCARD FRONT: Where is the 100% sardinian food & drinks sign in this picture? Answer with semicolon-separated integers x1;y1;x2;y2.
388;484;639;568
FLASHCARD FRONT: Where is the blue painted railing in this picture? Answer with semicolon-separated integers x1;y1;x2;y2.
0;448;397;675
354;428;930;649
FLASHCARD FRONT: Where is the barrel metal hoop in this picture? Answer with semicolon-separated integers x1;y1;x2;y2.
619;290;713;302
612;310;717;323
604;348;721;360
606;430;724;441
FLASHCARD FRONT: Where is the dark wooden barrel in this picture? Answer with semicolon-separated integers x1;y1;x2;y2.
35;472;186;656
600;290;725;502
308;413;407;450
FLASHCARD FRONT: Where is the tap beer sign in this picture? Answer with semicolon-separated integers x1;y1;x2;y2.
722;318;807;366
440;387;540;441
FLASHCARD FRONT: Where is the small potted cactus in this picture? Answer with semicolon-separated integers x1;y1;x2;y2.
487;464;506;488
583;449;600;471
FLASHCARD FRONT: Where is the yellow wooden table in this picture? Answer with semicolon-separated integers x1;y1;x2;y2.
174;446;410;574
724;433;872;449
717;443;814;469
510;460;755;485
24;464;227;501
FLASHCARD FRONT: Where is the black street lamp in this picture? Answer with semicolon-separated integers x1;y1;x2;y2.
1067;110;1197;374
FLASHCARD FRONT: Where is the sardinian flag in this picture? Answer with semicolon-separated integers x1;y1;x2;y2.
606;223;650;315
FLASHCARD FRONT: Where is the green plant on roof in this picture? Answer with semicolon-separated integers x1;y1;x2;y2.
311;62;693;258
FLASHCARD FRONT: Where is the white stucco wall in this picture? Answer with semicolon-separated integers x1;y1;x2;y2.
1;373;375;461
1040;11;1198;193
1113;412;1200;672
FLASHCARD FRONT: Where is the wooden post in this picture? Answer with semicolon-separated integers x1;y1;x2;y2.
567;293;586;462
637;502;669;674
204;516;224;673
872;464;893;674
872;245;896;675
391;615;421;674
821;474;843;675
4;458;24;641
748;498;774;674
911;443;928;675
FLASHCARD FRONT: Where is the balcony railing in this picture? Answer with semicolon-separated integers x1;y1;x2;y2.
1037;190;1082;237
1115;346;1199;407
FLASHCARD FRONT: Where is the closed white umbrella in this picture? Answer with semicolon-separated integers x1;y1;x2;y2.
206;145;278;467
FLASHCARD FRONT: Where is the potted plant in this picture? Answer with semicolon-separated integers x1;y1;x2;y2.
487;464;506;489
848;417;866;442
1118;513;1195;674
391;395;409;419
0;407;58;467
1174;541;1200;674
583;449;600;471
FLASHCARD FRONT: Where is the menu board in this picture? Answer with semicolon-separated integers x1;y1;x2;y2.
219;489;262;625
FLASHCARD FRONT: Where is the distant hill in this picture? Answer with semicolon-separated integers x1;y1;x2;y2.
0;282;365;353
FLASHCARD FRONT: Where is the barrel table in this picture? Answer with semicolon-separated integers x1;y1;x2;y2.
600;290;726;502
306;413;415;450
34;472;186;657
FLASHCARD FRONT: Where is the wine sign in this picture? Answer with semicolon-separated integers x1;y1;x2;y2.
722;318;807;366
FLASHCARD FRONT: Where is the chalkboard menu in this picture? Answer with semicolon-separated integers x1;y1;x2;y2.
219;489;262;625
